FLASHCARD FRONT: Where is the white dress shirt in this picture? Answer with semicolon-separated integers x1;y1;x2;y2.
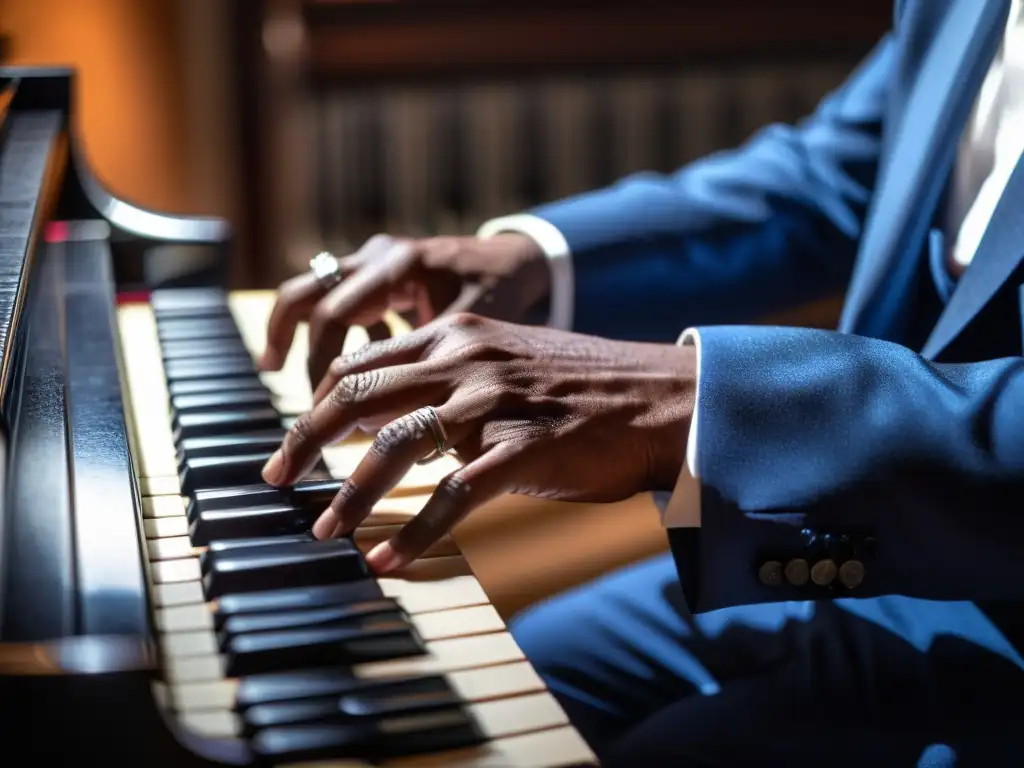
478;0;1024;528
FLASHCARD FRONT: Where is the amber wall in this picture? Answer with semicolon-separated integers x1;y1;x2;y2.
5;0;194;213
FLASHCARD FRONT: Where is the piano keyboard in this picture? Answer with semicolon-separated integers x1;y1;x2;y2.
117;289;595;766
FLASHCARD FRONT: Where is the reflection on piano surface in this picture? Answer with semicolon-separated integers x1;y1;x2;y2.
0;68;594;765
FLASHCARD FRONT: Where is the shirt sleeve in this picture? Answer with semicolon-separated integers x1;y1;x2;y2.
660;328;702;528
476;214;575;331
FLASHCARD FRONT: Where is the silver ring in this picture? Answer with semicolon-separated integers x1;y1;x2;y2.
415;406;449;465
309;251;342;290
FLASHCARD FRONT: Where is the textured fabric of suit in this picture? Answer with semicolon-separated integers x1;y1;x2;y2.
508;1;1024;764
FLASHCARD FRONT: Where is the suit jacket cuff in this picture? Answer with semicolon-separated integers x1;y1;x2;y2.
660;328;702;529
476;214;575;331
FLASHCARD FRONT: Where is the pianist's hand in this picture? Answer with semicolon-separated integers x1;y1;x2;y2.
261;313;697;573
259;233;550;387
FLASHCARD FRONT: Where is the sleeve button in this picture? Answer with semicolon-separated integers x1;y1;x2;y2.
810;558;837;586
784;558;809;586
758;560;783;586
839;559;865;589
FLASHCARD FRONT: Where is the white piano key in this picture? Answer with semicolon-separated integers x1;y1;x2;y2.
152;557;202;584
168;654;226;684
116;305;179;481
323;443;461;492
171;635;531;714
144;516;189;538
153;580;205;607
379;574;489;614
143;496;189;518
471;692;569;740
412;605;504;642
157;602;214;633
352;632;524;680
163;630;219;658
178;709;242;739
148;536;196;561
446;662;544;703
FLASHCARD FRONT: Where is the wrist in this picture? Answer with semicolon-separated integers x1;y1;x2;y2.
483;233;551;317
649;344;698;492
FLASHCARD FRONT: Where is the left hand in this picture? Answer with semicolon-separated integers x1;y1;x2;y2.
261;313;697;573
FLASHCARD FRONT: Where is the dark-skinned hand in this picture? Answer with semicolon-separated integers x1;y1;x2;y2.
258;232;551;387
260;313;697;574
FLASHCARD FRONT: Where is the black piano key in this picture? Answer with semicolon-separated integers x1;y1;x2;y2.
189;479;344;518
165;357;257;382
167;377;268;398
235;669;448;709
154;308;234;323
161;340;252;362
243;677;459;733
180;452;275;495
236;668;364;708
219;599;401;639
338;676;461;718
158;323;244;344
178;430;286;462
215;580;384;630
203;538;366;597
190;503;315;546
250;708;483;762
207;532;314;557
224;617;422;676
245;698;352;732
172;389;274;415
173;408;281;440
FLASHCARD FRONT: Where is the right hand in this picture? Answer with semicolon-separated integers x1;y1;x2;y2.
259;232;550;387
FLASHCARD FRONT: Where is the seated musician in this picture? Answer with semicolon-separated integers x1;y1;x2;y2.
259;2;1024;764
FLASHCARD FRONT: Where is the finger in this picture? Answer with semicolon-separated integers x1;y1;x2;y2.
306;269;392;388
260;273;328;371
311;402;472;539
262;360;452;486
311;331;430;407
365;448;512;573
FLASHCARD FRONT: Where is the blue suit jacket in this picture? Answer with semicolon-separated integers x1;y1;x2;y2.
531;0;1024;612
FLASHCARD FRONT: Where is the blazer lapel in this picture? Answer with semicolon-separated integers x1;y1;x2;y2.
921;154;1024;359
840;0;1009;338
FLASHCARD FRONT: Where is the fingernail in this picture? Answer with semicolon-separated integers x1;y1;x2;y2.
261;450;285;485
312;508;336;539
366;542;400;574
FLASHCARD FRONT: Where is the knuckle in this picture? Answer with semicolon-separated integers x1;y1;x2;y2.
329;478;365;512
330;370;383;407
435;472;472;503
444;311;484;331
287;413;314;450
370;413;426;457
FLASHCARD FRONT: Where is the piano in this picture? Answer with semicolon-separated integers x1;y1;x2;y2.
0;68;596;766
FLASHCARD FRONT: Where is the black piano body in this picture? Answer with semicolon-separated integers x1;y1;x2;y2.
0;67;247;764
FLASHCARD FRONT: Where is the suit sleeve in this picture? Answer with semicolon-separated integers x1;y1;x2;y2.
528;35;895;343
688;325;1024;612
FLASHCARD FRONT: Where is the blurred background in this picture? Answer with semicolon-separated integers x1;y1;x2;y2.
3;0;891;617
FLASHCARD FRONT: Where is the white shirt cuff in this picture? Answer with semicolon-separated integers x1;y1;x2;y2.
476;214;575;331
660;328;702;528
